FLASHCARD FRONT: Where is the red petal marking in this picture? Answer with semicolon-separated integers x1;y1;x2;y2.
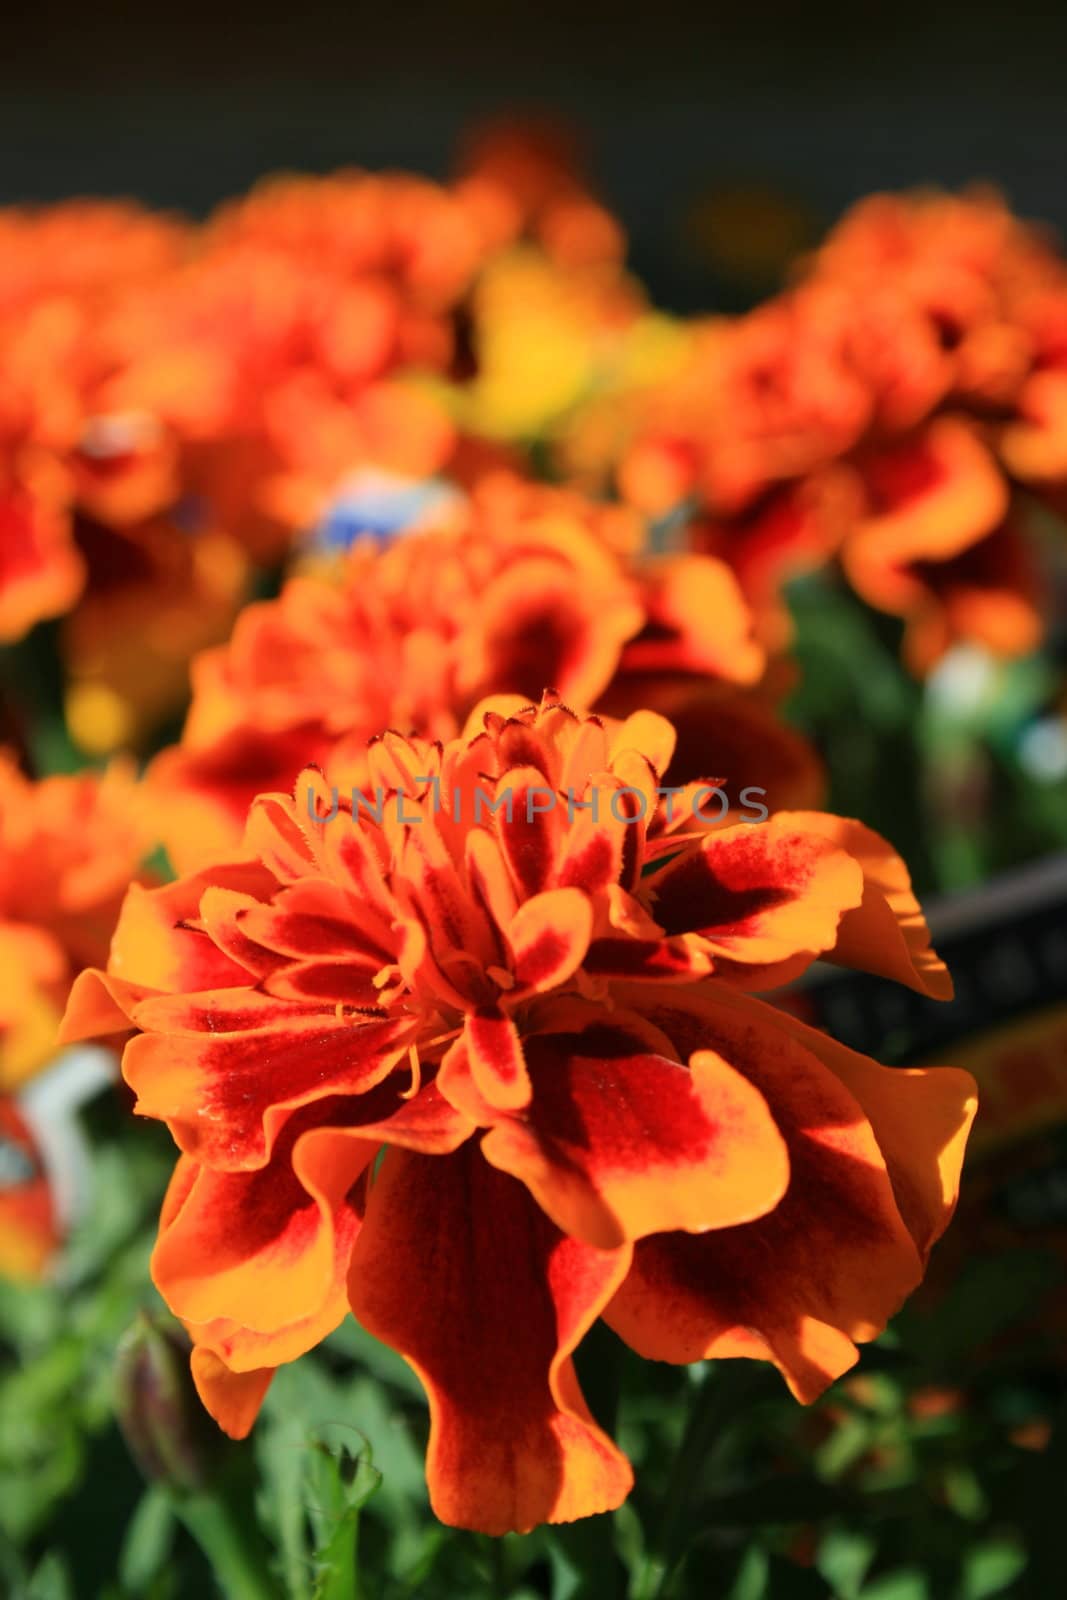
318;822;396;925
122;1009;416;1169
399;819;498;970
494;766;564;897
224;878;394;966
347;1144;634;1534
582;936;712;982
190;1349;274;1439
464;1007;531;1111
604;989;926;1400
554;772;628;896
261;961;383;1007
507;888;593;996
647;819;863;965
195;889;290;981
480;1029;788;1249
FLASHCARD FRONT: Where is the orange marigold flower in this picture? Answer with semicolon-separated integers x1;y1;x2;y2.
105;173;484;555
65;691;975;1534
148;475;766;870
0;199;192;637
0;753;151;1089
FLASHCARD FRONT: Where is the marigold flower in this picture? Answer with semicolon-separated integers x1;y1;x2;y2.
0;754;151;1088
65;691;975;1534
605;188;1067;669
105;173;485;554
147;475;767;870
0;201;191;639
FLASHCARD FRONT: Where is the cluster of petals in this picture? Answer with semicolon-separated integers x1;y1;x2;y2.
612;189;1067;669
65;691;975;1534
146;473;810;873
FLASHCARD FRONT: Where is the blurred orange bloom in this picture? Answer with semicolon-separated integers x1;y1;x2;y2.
0;201;191;641
107;173;485;554
0;754;151;1089
64;691;975;1533
610;189;1067;669
148;474;770;871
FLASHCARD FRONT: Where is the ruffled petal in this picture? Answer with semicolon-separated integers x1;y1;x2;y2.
604;987;928;1400
347;1143;634;1534
122;1001;416;1169
775;812;954;998
646;817;863;967
480;1026;788;1249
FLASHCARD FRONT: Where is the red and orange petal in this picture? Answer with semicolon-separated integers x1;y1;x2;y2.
604;985;976;1400
348;1142;633;1535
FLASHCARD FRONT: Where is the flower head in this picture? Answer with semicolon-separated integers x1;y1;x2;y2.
148;475;766;870
66;691;975;1534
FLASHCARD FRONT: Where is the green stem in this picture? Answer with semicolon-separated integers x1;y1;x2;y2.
174;1487;283;1600
633;1367;762;1600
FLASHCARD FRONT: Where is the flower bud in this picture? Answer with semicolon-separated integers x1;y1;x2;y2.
114;1311;217;1492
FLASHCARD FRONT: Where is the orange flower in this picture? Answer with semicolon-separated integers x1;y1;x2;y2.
604;188;1067;669
0;201;191;639
841;419;1042;673
148;474;766;870
0;753;151;1089
106;173;484;553
65;692;975;1534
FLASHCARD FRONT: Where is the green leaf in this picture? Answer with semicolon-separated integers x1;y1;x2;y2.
118;1485;176;1593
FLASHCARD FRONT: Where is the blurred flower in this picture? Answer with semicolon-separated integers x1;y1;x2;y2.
65;692;974;1534
106;173;485;555
0;754;151;1089
605;189;1067;669
0;1097;58;1281
0;202;190;642
147;474;770;871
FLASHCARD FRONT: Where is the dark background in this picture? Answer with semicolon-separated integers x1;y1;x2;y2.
5;0;1067;310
